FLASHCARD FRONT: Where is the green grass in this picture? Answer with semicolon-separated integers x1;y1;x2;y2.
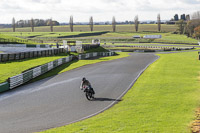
0;24;177;32
99;32;198;44
1;31;198;45
108;43;198;46
38;51;200;133
0;33;37;44
0;54;70;83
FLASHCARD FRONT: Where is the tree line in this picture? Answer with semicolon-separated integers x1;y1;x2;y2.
12;14;162;32
176;11;200;39
12;18;59;32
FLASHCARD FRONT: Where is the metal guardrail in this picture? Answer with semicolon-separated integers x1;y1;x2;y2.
3;52;115;91
78;52;114;60
8;56;73;89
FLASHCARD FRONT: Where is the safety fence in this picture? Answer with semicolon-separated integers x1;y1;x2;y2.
82;44;100;51
78;52;115;60
0;52;115;93
103;45;194;50
0;48;65;62
0;44;50;48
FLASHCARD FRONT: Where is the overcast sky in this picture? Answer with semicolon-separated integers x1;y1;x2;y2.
0;0;200;23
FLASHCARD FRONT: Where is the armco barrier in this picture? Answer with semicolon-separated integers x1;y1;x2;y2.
0;82;9;93
78;52;115;60
7;52;115;90
9;56;73;89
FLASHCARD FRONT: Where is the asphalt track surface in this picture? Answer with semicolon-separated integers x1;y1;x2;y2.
0;53;158;133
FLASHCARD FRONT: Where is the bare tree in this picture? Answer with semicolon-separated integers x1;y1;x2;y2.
176;20;187;34
50;18;53;32
112;16;116;32
89;16;93;32
12;17;16;32
69;16;73;32
157;14;161;32
186;15;190;21
191;11;200;20
30;18;34;32
134;15;139;32
185;12;200;37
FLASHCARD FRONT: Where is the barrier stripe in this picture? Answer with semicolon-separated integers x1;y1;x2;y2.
33;66;42;78
9;74;23;89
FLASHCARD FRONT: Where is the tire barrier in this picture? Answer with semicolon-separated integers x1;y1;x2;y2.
0;52;115;92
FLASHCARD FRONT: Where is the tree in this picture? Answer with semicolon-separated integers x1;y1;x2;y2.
112;16;116;32
134;15;139;32
186;15;190;21
12;17;16;32
176;20;186;34
69;16;73;32
89;16;93;32
193;26;200;39
157;14;161;32
185;20;200;37
50;18;53;32
192;11;200;20
30;18;34;32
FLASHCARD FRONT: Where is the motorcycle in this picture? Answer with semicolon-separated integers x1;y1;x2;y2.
82;85;94;100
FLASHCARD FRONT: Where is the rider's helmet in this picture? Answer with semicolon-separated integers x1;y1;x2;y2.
82;77;86;81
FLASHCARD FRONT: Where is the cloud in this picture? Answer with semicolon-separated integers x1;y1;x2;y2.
31;0;61;4
0;0;200;23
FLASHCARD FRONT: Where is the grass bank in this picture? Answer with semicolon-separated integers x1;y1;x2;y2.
0;33;37;44
0;54;70;83
1;30;198;44
0;24;176;32
39;51;200;133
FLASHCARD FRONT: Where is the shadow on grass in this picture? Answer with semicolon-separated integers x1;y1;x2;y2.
57;31;109;38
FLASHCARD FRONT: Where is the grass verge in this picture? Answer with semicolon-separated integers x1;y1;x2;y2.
0;53;70;83
38;51;200;133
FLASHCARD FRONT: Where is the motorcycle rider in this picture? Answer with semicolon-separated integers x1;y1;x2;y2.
80;77;95;95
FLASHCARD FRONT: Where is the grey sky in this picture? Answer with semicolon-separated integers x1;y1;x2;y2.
0;0;200;23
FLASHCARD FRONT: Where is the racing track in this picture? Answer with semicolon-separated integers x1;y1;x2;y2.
0;53;158;133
